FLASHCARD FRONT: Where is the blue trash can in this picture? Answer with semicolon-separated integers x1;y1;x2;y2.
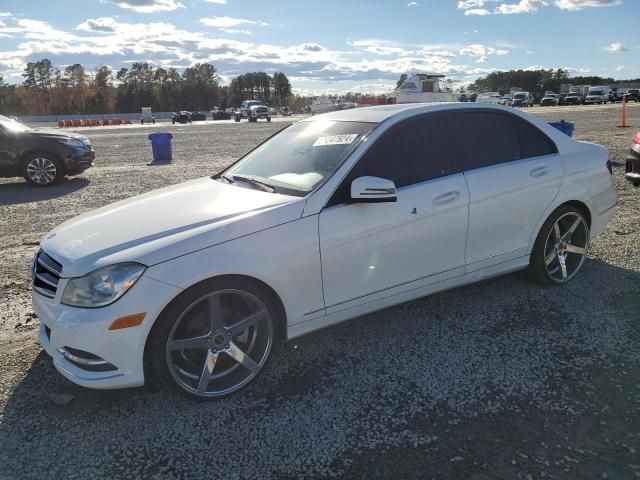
548;120;574;137
148;132;173;163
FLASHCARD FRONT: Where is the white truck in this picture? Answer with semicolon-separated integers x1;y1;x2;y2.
584;86;611;105
140;107;155;125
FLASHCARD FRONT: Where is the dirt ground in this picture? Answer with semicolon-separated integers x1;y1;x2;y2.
0;105;639;479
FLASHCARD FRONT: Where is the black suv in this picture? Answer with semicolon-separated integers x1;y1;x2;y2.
624;89;640;102
0;115;94;186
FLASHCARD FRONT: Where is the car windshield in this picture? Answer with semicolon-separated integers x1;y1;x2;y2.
0;114;32;132
590;91;603;96
221;120;375;196
245;101;264;107
514;93;526;99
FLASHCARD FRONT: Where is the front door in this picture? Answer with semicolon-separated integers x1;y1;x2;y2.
318;112;469;311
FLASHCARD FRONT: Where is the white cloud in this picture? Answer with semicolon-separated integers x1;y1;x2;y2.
76;17;119;33
602;41;628;53
615;65;628;71
220;28;252;34
200;16;268;27
555;0;621;10
495;0;548;14
205;0;227;3
526;50;534;54
106;0;185;13
458;0;618;14
407;1;420;5
464;8;491;15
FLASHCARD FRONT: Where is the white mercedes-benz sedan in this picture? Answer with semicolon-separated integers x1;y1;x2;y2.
32;103;618;399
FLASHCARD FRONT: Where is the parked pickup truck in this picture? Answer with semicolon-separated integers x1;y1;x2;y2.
234;100;272;123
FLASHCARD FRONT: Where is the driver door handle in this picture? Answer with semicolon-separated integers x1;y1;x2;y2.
433;191;460;206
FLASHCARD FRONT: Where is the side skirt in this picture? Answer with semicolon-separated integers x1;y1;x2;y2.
287;255;530;340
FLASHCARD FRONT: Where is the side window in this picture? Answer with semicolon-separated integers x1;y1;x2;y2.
517;119;557;158
327;113;458;207
458;112;521;171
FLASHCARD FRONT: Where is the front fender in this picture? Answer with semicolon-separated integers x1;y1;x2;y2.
143;215;325;327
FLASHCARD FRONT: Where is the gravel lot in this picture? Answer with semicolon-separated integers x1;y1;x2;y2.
1;105;639;479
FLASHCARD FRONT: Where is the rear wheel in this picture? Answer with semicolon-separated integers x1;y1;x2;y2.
22;152;64;186
148;278;281;399
528;206;589;285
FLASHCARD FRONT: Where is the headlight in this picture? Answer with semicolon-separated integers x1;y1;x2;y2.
61;263;145;308
59;138;88;149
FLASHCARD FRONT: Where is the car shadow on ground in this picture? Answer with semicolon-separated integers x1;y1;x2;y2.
0;177;90;205
1;259;639;477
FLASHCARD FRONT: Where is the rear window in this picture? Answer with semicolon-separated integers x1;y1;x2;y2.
516;119;557;158
458;112;521;170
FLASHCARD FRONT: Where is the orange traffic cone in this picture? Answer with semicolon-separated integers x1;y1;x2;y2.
618;96;630;128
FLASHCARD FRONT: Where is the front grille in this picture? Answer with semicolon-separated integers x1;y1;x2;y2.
32;250;62;299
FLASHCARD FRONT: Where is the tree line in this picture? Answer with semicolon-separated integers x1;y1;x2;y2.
466;68;640;95
0;59;297;116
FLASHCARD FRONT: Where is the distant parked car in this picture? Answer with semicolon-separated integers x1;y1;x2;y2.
624;131;640;187
540;93;560;106
512;91;534;107
190;112;207;122
623;89;640;102
476;92;503;104
500;94;513;106
234;100;272;123
0;114;94;186
211;107;231;120
171;111;192;124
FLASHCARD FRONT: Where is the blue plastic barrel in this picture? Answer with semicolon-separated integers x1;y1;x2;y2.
548;120;574;137
148;132;173;163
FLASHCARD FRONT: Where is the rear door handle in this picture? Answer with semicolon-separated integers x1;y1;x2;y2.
433;191;460;206
530;165;549;177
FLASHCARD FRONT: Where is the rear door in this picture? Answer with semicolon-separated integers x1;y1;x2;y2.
458;110;562;271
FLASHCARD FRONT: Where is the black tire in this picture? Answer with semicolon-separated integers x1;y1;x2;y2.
22;151;65;187
528;205;589;286
267;117;271;123
146;276;283;400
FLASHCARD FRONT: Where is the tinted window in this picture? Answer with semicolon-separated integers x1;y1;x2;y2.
458;112;521;170
517;119;557;158
327;113;457;206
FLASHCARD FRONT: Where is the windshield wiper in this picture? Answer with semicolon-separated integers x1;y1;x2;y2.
231;175;277;193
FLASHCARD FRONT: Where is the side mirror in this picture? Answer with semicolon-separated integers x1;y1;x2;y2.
350;176;397;203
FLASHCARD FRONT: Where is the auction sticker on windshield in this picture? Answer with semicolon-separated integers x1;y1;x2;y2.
313;134;359;147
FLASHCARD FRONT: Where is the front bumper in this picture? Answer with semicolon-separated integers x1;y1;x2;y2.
625;145;640;186
61;147;95;175
34;274;181;389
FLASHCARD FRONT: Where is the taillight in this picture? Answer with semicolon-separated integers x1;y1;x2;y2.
634;132;640;145
607;159;613;175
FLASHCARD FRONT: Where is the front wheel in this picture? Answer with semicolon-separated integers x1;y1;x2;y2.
267;117;271;123
148;278;280;399
528;206;589;285
22;152;64;186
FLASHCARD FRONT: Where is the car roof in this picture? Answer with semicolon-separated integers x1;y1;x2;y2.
299;102;518;124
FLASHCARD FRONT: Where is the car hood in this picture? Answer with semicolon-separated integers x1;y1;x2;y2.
42;177;305;277
27;129;88;141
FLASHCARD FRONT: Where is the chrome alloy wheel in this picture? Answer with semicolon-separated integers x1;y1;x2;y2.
26;157;57;185
165;289;274;398
543;212;589;283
